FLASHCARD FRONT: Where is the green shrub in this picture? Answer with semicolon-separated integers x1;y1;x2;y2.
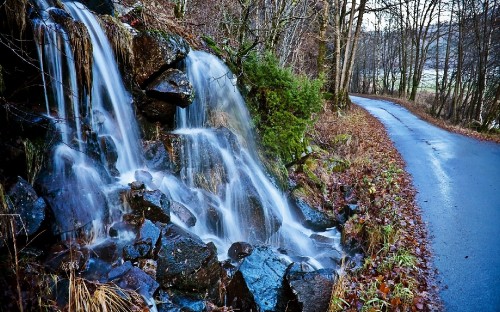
242;52;323;163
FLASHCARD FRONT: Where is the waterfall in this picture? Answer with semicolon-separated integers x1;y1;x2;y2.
32;0;340;268
33;0;143;241
159;51;341;268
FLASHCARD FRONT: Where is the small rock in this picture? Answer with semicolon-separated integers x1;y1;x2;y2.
291;198;336;231
226;246;288;312
145;68;194;108
8;176;46;236
126;188;170;223
227;242;253;262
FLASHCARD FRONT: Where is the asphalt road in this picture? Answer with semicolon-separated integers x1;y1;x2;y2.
351;96;500;312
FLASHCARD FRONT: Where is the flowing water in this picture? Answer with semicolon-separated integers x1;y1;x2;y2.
33;0;143;240
32;0;341;269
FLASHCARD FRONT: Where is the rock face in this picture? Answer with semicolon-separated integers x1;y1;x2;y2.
226;246;288;312
143;140;171;171
284;263;337;312
109;262;159;299
7;177;46;236
145;68;193;107
132;31;190;87
156;223;220;292
170;201;196;227
292;198;336;231
126;188;170;223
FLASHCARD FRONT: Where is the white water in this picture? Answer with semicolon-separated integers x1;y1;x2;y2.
159;51;341;268
33;0;143;240
33;1;341;268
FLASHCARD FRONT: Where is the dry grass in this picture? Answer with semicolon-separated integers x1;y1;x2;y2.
68;264;144;312
298;106;440;311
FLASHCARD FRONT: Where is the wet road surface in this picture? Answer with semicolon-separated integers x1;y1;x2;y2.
351;96;500;312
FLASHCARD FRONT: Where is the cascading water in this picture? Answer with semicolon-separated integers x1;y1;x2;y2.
159;51;341;268
32;0;341;270
33;0;143;241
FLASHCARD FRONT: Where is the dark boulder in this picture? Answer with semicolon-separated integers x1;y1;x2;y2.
143;140;170;171
284;263;337;312
338;203;360;224
37;165;108;236
7;177;46;236
156;223;220;292
157;290;207;312
126;188;170;223
112;265;159;299
145;68;193;107
292;198;336;231
226;246;288;312
137;96;178;126
132;31;189;87
170;201;196;227
123;241;150;261
227;242;253;262
85;0;114;15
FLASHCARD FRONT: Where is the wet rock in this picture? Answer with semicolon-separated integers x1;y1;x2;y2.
226;246;288;312
133;31;190;87
156;290;207;312
156;223;220;292
99;135;119;176
137;219;161;246
338;203;359;224
37;167;108;236
228;242;253;262
89;239;118;263
292;198;336;231
170;201;196;227
145;68;193;107
168;292;207;312
113;266;159;299
284;263;337;312
237;171;282;242
7;177;46;236
126;188;170;223
129;180;145;190
156;291;182;312
85;0;114;15
123;241;150;261
143;140;170;171
136;96;177;126
108;261;133;280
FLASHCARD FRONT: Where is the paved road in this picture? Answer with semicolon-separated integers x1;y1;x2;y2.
351;96;500;312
